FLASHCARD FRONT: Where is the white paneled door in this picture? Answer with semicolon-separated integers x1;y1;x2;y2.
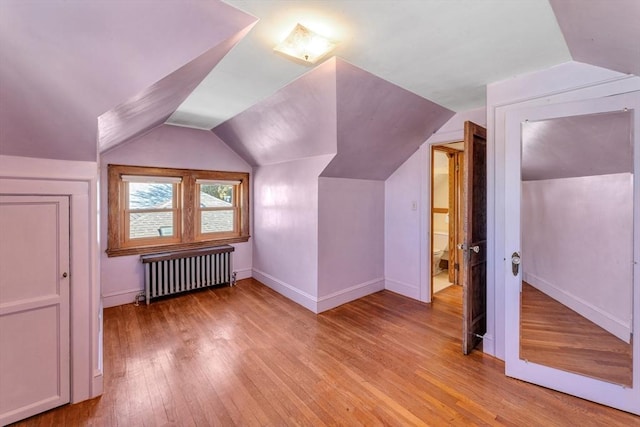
0;196;70;425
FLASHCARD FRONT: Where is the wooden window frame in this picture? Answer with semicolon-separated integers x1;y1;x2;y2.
194;180;240;241
107;164;250;257
122;179;182;247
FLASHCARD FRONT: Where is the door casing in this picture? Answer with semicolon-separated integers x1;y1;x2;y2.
430;145;463;299
504;91;640;414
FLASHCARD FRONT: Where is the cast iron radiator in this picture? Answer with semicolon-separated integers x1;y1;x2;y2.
140;245;235;304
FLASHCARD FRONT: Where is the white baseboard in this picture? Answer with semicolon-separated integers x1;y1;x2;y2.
102;288;142;308
252;268;317;312
384;278;420;300
234;268;252;281
317;278;385;313
91;372;103;399
103;270;252;308
252;269;384;313
524;273;630;343
480;333;496;358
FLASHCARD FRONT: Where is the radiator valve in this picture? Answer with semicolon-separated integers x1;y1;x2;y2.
133;292;146;306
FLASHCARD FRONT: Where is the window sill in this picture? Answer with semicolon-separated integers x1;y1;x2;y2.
106;235;250;257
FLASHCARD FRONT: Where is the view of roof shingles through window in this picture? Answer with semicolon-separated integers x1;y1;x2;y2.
129;184;232;239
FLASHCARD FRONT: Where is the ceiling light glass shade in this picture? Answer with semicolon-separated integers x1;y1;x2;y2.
274;23;336;64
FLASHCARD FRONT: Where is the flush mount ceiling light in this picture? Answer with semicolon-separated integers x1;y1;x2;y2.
273;23;337;65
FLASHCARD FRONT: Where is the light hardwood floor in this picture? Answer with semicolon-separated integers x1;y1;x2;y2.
520;282;633;387
11;279;638;426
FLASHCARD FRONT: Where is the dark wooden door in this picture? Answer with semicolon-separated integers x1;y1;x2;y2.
461;121;487;355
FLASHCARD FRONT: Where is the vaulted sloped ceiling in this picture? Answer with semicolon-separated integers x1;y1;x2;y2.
98;25;255;153
213;57;454;180
214;58;338;166
172;0;571;130
321;60;454;180
0;0;257;161
2;1;637;166
550;0;640;76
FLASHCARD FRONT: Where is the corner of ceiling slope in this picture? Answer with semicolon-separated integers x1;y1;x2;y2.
318;58;455;181
549;0;640;76
98;7;258;154
212;57;340;167
212;56;454;178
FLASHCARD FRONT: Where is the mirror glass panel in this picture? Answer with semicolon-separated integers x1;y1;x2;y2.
520;110;633;386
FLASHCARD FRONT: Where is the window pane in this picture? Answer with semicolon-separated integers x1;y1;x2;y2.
128;183;174;210
200;184;234;207
129;212;173;239
201;210;234;233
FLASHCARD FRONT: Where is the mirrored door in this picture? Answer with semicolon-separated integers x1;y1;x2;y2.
520;110;633;386
505;92;640;415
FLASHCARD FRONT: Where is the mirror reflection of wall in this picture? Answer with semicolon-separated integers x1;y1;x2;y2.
520;110;633;386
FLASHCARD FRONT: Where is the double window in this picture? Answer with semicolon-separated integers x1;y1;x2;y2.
107;165;249;256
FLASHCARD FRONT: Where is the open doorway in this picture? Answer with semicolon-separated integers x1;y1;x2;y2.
430;142;464;299
429;121;487;355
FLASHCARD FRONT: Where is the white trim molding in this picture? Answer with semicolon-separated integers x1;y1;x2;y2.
253;269;384;314
317;278;385;313
234;268;253;281
385;278;420;300
252;268;317;312
0;155;102;404
102;288;142;308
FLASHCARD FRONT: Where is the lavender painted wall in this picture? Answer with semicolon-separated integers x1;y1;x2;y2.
384;108;487;301
384;150;425;300
251;155;334;311
100;124;252;307
214;55;456;311
522;173;633;340
317;178;385;309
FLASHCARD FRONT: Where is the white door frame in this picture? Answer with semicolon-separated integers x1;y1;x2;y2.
504;92;640;414
0;155;102;406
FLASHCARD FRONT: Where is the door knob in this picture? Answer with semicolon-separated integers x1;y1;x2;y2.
62;272;68;278
511;252;521;276
457;243;479;253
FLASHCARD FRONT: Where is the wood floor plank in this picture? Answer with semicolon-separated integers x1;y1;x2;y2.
9;279;639;426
